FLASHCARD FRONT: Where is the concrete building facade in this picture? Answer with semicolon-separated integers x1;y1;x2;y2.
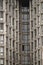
30;0;43;65
0;0;43;65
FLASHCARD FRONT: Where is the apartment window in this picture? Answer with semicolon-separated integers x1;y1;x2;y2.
38;50;40;59
0;11;3;18
41;14;43;20
41;25;43;34
35;40;37;49
9;0;11;4
22;34;27;42
37;16;40;25
24;14;27;20
16;32;18;41
0;35;4;44
37;5;39;14
9;5;11;12
22;45;24;51
16;10;18;19
24;7;28;12
31;53;33;62
38;61;40;65
0;23;4;31
22;24;27;32
6;37;8;47
16;42;18;51
16;53;18;62
0;0;3;9
34;8;36;14
0;59;4;64
31;21;33;29
16;21;18;30
0;47;4;56
41;37;43;45
34;29;36;37
31;42;33;51
41;2;43;9
37;27;40;35
31;31;33;40
38;38;40;46
31;10;33;19
9;16;11;25
35;52;37;61
6;14;8;23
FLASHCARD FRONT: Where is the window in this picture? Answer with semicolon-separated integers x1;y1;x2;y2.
31;42;33;51
16;21;18;30
9;16;11;25
37;16;40;25
38;50;40;59
37;27;40;35
31;10;33;19
41;2;43;9
41;37;43;45
24;14;27;20
0;11;3;18
37;5;39;14
16;10;18;19
16;32;18;41
38;38;40;46
41;14;43;20
0;47;4;56
41;25;43;34
9;5;11;12
0;47;3;52
22;34;27;42
31;31;33;40
22;14;27;20
0;23;4;31
35;40;37;49
16;42;18;51
16;53;18;62
22;45;24;51
38;61;40;65
34;8;36;14
0;59;4;64
22;25;27;32
0;0;3;9
0;35;4;44
31;21;33;29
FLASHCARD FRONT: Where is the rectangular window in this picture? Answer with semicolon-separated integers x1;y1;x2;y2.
0;23;4;31
37;5;40;14
41;37;43;45
38;50;40;59
0;0;3;9
41;25;43;34
22;45;24;51
0;35;4;44
41;2;43;9
22;24;27;32
0;11;3;18
0;59;4;64
22;34;27;42
41;14;43;20
0;47;4;56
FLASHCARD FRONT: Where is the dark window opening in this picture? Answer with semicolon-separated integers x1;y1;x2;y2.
22;45;24;51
